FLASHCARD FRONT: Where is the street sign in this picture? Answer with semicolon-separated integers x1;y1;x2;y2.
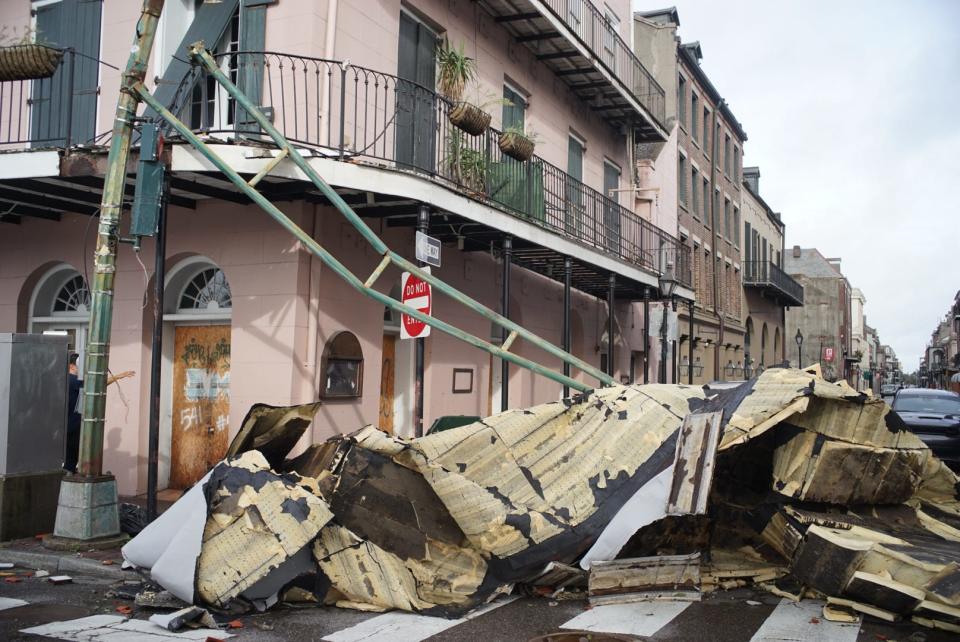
415;231;441;268
824;347;835;362
400;269;432;340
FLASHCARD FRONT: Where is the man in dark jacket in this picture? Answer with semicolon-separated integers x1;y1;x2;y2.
65;353;82;473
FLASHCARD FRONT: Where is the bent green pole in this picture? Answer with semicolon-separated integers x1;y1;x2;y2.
136;86;593;394
187;44;614;388
79;0;165;477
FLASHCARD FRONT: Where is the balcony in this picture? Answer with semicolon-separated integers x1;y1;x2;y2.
161;51;689;292
475;0;666;141
743;260;804;307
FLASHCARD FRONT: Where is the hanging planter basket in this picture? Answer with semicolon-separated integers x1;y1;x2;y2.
0;45;64;82
498;130;535;162
448;101;491;136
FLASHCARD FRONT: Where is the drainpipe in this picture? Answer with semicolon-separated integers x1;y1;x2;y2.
319;0;339;147
710;100;724;381
307;204;322;405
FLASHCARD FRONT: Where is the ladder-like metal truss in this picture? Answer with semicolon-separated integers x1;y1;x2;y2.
135;43;616;395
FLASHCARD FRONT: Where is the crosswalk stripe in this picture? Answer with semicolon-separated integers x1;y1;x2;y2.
0;597;28;611
559;600;693;637
322;597;517;642
21;614;231;640
749;599;860;642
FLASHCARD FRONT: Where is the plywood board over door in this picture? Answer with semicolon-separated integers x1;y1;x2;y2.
378;333;396;434
170;325;231;489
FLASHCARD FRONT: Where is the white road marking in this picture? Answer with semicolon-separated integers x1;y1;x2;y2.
21;614;232;641
560;600;693;637
0;597;27;611
323;597;516;642
749;599;860;642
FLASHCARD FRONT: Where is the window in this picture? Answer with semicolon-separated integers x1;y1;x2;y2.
691;94;699;143
321;331;364;398
724;134;731;177
179;268;233;311
189;7;240;128
603;6;619;72
702;177;709;220
733;207;741;246
733;146;740;182
53;275;91;314
702;108;709;151
678;155;687;206
678;74;687;128
502;83;526;131
723;198;731;240
691;167;700;217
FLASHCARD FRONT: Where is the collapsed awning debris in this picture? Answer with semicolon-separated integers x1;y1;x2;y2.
122;368;960;632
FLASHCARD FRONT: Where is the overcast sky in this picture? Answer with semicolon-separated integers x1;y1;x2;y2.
632;0;960;371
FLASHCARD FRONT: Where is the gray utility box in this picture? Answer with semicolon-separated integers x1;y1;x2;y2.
0;333;69;540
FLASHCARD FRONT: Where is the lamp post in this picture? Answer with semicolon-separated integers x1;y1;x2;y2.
658;263;679;383
795;328;804;368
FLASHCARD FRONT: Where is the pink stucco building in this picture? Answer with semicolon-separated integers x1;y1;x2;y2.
0;0;689;495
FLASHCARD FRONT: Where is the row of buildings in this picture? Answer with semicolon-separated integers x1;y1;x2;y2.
920;291;960;390
0;1;884;497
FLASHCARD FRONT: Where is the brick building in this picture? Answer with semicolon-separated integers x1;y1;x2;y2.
634;9;748;383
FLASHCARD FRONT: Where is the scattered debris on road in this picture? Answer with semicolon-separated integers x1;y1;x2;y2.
121;367;960;632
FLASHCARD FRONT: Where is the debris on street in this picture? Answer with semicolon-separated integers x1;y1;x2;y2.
121;368;960;632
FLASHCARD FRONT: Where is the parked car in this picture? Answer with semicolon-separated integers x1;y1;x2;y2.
880;383;900;397
890;389;960;468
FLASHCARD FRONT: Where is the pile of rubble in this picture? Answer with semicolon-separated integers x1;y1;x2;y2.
122;366;960;633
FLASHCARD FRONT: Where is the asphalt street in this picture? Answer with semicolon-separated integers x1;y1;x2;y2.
0;566;954;642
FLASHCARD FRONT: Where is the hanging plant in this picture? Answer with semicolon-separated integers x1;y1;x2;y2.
436;39;475;102
449;101;490;136
498;125;537;162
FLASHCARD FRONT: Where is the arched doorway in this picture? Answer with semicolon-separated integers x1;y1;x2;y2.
761;323;769;369
774;328;782;365
744;317;754;377
29;264;90;370
380;285;415;436
162;258;232;489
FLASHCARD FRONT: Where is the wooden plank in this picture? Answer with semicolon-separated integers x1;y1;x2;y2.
378;333;396;434
667;411;722;515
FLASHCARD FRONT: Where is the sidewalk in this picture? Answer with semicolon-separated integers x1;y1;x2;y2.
0;536;126;580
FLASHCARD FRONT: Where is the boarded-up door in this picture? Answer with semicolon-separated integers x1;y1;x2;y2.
170;325;231;489
378;333;396;434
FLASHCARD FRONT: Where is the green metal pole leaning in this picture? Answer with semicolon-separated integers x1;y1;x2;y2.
135;86;592;394
78;0;165;476
185;44;615;388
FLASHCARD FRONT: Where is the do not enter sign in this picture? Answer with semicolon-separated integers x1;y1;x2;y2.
400;270;432;339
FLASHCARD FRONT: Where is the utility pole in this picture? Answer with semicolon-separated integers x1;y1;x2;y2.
50;0;165;545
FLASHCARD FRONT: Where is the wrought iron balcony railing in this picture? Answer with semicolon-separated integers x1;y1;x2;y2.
164;51;689;286
743;259;803;306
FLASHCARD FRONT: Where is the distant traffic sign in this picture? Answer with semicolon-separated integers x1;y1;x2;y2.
824;347;835;362
400;269;432;339
415;231;441;268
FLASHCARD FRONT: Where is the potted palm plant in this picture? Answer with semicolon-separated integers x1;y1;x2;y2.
498;125;536;162
436;40;491;136
0;26;63;82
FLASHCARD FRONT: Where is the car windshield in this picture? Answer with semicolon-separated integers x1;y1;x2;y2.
894;395;960;414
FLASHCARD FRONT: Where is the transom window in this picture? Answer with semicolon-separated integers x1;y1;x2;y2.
53;275;90;314
179;268;232;312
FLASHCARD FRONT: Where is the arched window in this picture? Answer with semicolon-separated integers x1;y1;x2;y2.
178;267;232;312
321;331;363;398
52;274;91;314
29;264;91;370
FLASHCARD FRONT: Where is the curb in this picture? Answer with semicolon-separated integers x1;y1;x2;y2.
0;548;128;581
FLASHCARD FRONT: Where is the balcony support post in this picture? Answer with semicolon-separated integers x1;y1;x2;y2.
607;273;616;378
642;287;650;383
501;235;513;411
688;299;695;384
562;256;572;398
414;204;429;437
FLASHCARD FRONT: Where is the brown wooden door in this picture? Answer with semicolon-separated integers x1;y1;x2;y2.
170;325;231;489
378;333;396;434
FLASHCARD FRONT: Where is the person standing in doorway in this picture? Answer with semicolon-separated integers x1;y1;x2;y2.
64;353;83;473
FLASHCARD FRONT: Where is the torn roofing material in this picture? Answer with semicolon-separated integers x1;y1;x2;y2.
123;369;960;630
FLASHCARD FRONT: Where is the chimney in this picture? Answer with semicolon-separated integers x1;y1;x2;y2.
743;166;760;193
636;7;680;28
792;245;801;258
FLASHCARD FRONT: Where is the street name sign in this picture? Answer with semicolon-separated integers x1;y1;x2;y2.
416;231;442;268
401;269;432;339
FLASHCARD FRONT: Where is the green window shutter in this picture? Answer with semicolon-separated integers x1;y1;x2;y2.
152;0;242;113
235;0;277;131
745;222;752;263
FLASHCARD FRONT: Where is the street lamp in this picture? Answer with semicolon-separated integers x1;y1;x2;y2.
795;328;804;368
659;263;679;383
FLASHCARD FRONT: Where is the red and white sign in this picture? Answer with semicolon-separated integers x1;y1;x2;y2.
400;269;432;340
824;347;835;362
